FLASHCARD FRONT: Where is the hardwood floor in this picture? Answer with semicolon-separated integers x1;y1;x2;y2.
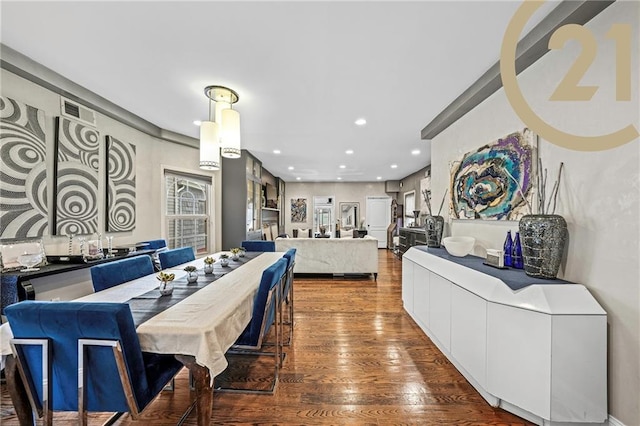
1;250;533;425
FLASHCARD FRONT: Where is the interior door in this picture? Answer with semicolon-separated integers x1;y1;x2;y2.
366;196;391;248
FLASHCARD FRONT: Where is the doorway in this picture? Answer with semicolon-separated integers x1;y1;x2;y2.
366;196;391;248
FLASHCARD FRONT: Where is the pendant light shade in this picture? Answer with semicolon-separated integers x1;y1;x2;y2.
199;120;220;170
199;85;240;168
220;108;241;159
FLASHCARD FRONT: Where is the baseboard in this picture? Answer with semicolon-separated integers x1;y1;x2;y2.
608;415;626;426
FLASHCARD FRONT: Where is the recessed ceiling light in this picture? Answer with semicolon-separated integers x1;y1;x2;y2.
273;149;281;154
376;176;382;180
411;149;421;155
193;120;202;126
337;177;342;180
345;149;354;155
339;165;346;169
288;166;294;170
296;177;301;180
355;118;367;126
391;164;398;169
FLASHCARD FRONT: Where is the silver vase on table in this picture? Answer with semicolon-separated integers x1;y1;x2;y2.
519;214;567;279
424;215;444;248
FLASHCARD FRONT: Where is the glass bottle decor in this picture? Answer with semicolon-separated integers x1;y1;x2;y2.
503;231;513;267
512;231;523;269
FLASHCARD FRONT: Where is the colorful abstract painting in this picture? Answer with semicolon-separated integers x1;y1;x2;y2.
450;129;535;220
106;135;136;232
291;198;307;223
54;117;99;235
0;96;48;239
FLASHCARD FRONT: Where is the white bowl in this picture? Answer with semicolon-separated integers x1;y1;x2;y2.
442;236;475;257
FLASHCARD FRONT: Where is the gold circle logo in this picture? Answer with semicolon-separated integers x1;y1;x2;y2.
500;0;638;151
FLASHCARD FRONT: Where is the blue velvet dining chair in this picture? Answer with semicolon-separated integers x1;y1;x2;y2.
282;248;297;346
158;247;195;270
217;257;288;394
241;240;275;252
90;255;155;292
5;301;183;425
1;275;20;319
138;239;167;250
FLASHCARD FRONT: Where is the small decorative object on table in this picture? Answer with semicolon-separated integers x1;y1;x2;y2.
422;189;447;247
485;249;505;268
442;236;475;257
503;231;513;267
105;235;115;258
219;253;230;267
17;252;43;272
512;231;523;269
203;256;215;274
515;161;567;279
230;248;241;261
184;265;198;283
239;247;246;257
157;271;175;296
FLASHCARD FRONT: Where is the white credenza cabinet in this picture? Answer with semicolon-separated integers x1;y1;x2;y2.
402;248;607;426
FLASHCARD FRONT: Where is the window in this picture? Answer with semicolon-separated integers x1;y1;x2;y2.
165;171;212;256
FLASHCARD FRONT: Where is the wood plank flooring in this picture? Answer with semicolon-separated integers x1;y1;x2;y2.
1;250;533;425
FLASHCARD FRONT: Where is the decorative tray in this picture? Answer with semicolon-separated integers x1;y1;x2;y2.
46;255;86;264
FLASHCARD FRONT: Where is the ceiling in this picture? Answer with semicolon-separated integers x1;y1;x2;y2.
1;1;558;183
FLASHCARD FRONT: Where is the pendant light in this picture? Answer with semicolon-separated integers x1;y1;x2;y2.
200;85;240;167
199;91;220;170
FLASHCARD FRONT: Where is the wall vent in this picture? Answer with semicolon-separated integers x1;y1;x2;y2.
60;97;97;127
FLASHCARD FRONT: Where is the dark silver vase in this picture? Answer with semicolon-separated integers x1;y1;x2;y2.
424;215;444;248
519;214;567;279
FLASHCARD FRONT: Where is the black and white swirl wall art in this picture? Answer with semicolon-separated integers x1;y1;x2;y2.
106;136;136;232
53;117;99;235
0;96;49;239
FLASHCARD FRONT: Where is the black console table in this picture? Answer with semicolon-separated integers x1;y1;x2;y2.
398;227;426;255
2;249;155;301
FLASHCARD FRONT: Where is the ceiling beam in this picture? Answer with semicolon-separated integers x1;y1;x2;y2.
420;0;615;141
0;43;198;148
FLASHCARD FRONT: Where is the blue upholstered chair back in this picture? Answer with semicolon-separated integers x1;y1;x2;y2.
241;240;276;252
1;275;20;315
139;239;167;250
282;248;296;296
5;301;183;413
235;257;287;347
90;256;155;292
158;247;195;269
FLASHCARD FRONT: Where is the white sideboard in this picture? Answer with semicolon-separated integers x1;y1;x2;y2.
402;247;607;426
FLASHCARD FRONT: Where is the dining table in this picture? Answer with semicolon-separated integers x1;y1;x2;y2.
1;250;285;426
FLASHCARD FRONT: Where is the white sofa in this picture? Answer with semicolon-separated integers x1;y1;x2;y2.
275;236;379;279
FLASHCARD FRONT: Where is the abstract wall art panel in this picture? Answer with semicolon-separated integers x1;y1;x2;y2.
0;96;48;239
291;198;307;223
106;135;136;232
53;117;99;235
450;129;535;221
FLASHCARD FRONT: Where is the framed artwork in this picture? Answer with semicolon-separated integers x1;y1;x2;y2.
450;129;535;220
53;117;100;235
0;96;48;239
106;135;136;232
291;198;307;223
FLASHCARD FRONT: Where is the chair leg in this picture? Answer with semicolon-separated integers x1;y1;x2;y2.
283;281;294;347
214;349;280;394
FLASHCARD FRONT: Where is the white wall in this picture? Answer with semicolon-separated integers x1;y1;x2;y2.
1;69;222;257
284;182;387;236
431;2;638;424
